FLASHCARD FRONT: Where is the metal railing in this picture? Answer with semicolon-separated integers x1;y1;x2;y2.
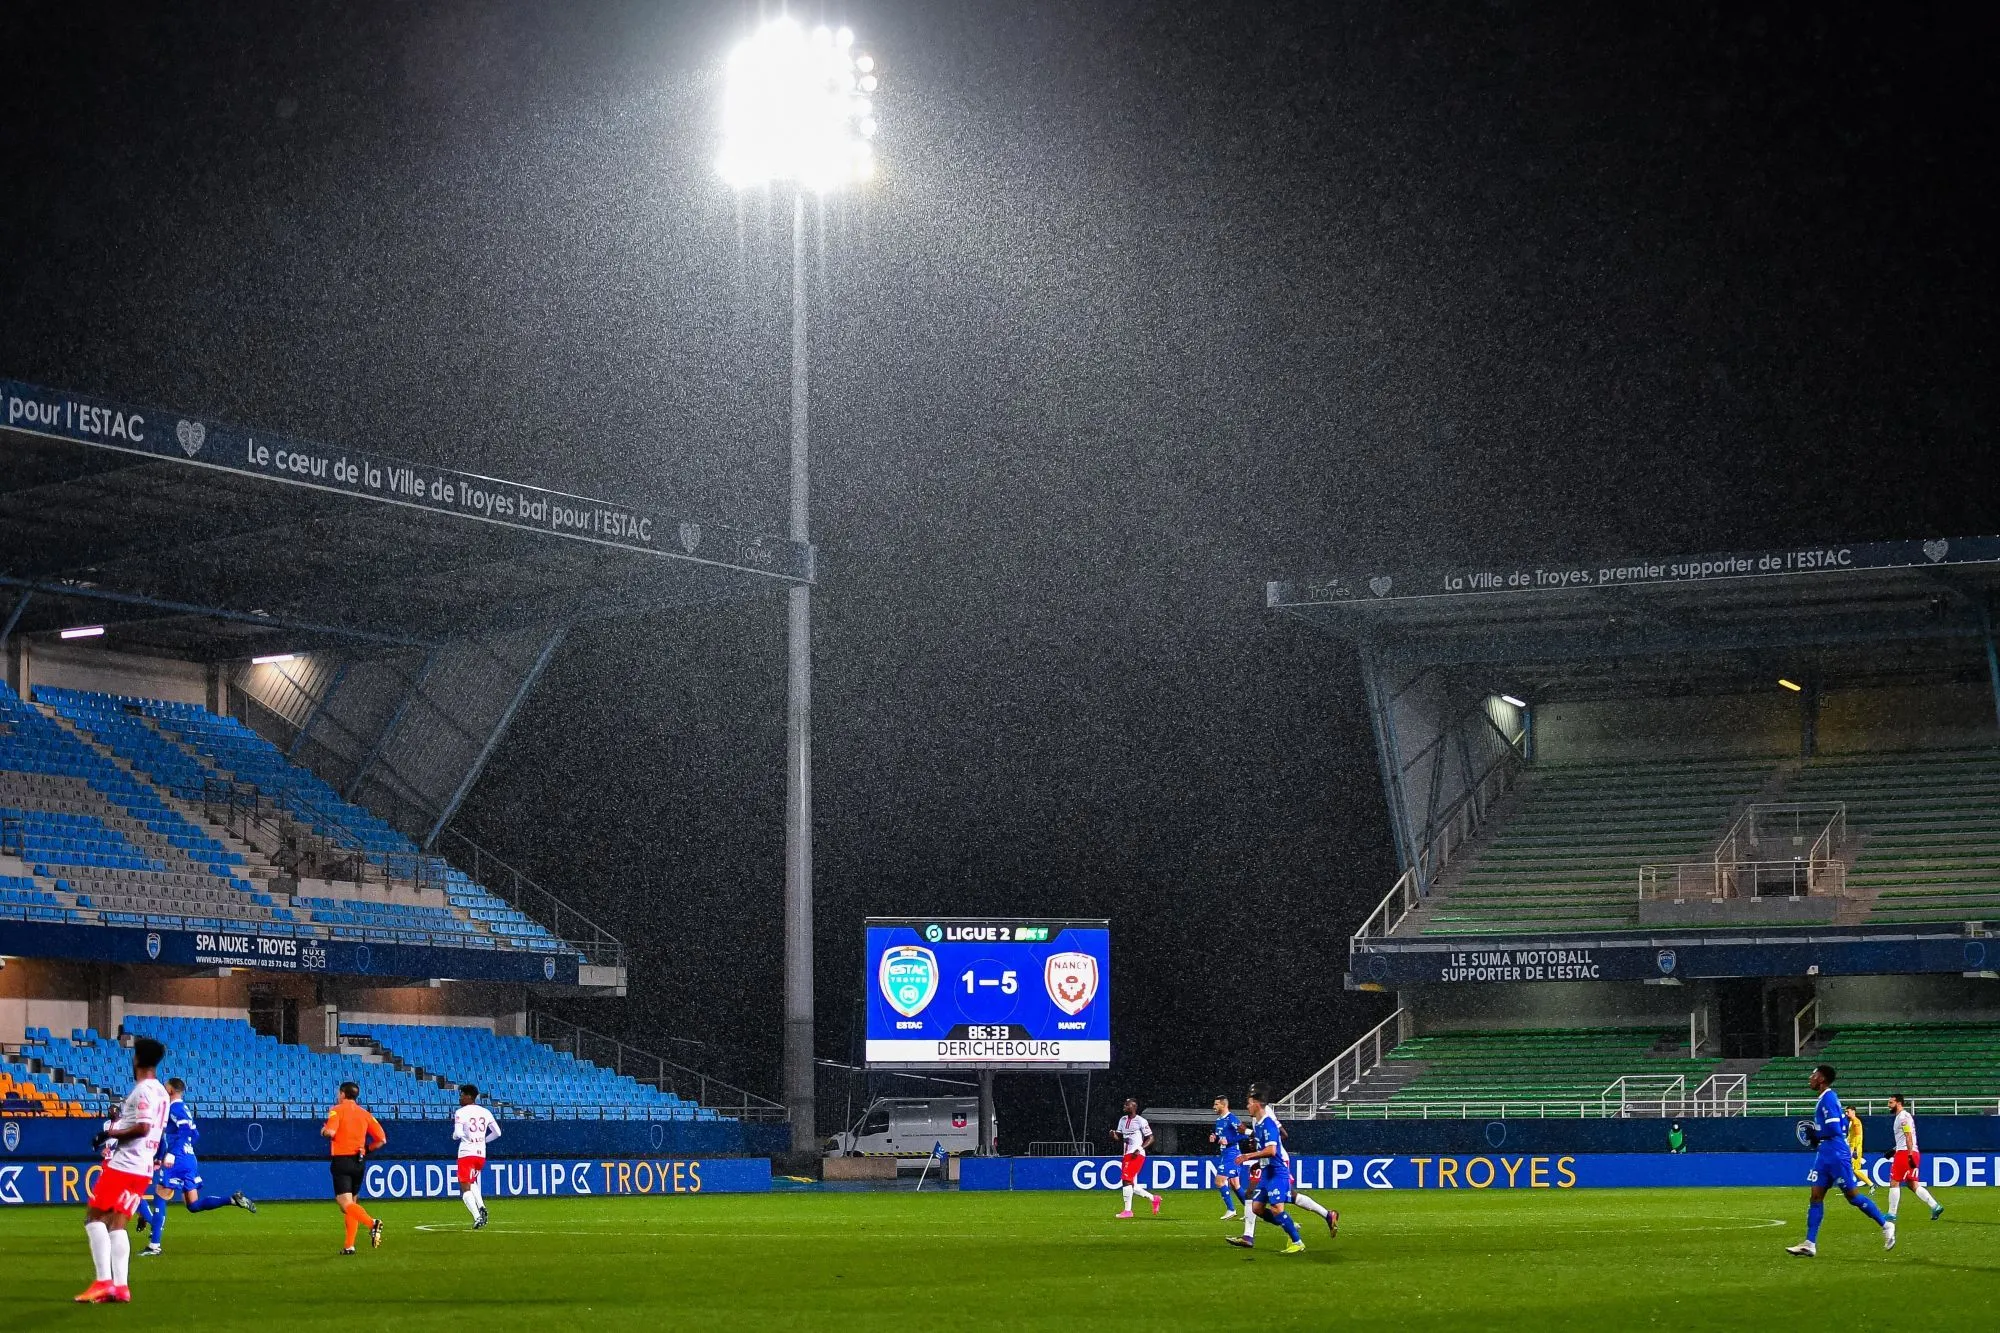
1793;996;1821;1057
199;777;449;898
1602;1074;1685;1118
1640;858;1848;902
1690;1073;1748;1117
1026;1140;1093;1156
528;1011;785;1123
1270;1094;2000;1120
439;829;626;970
1641;802;1848;904
1353;755;1521;943
1275;1007;1405;1117
1718;802;1847;868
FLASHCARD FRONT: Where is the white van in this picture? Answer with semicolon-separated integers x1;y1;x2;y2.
828;1097;985;1158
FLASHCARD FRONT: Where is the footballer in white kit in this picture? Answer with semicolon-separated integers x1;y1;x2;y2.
77;1035;170;1304
452;1084;503;1229
1886;1093;1943;1222
1111;1099;1160;1219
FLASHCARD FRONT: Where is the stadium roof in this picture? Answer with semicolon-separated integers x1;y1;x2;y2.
1;377;810;660
1268;536;2000;698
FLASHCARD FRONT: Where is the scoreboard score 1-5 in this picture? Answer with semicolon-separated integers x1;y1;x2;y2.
863;918;1110;1070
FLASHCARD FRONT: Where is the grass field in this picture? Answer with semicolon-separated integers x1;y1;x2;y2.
6;1187;1998;1329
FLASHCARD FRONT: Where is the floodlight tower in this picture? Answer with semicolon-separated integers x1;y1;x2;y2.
718;16;878;1158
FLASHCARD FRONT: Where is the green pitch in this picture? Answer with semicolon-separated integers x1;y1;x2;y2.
5;1188;1996;1329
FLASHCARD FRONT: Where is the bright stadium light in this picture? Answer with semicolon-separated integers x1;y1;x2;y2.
251;653;297;665
717;13;881;1165
59;624;105;640
718;16;877;191
1499;694;1527;709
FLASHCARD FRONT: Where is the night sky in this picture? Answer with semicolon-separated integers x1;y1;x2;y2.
4;3;1996;1142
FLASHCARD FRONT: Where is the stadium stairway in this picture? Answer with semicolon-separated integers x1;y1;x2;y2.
1396;756;1784;936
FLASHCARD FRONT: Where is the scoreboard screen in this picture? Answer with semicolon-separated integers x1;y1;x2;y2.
863;918;1110;1070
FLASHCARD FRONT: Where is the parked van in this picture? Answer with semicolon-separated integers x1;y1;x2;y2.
828;1097;985;1157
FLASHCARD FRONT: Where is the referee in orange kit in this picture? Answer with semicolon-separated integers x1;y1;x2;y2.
323;1080;387;1254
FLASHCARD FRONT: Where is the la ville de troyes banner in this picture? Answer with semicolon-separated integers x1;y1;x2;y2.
0;378;810;581
864;920;1111;1068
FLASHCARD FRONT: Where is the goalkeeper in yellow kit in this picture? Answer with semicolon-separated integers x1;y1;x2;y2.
1844;1106;1870;1190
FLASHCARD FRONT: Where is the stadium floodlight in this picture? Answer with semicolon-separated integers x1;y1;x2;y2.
717;14;880;1164
1499;694;1527;709
1778;678;1803;692
718;18;876;192
251;653;297;665
58;624;105;640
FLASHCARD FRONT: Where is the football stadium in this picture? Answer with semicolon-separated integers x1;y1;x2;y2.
5;4;1999;1329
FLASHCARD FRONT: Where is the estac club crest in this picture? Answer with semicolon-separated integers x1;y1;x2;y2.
1044;951;1099;1016
144;932;162;961
2;1120;19;1152
879;945;939;1018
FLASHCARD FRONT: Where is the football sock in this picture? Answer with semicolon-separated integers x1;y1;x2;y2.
150;1197;168;1243
187;1192;230;1213
1276;1210;1303;1243
342;1203;374;1248
85;1219;112;1282
1805;1201;1825;1242
463;1182;482;1219
1913;1183;1940;1210
1219;1183;1236;1211
1242;1208;1257;1239
1121;1185;1134;1212
109;1227;130;1286
1852;1193;1887;1225
1132;1184;1156;1202
1888;1185;1901;1216
1292;1193;1330;1220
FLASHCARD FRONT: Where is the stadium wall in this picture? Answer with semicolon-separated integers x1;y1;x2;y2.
961;1151;2000;1192
1404;979;1705;1034
0;1115;789;1162
1816;974;2000;1026
10;642;211;709
1535;682;1995;764
0;1155;772;1205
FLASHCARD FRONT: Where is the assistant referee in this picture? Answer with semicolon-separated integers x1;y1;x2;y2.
322;1081;386;1255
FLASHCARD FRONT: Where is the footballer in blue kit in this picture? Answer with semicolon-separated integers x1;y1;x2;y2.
134;1078;257;1256
1210;1096;1247;1219
1786;1064;1893;1257
1225;1086;1308;1253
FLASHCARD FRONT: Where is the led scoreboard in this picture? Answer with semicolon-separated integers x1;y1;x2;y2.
864;918;1110;1070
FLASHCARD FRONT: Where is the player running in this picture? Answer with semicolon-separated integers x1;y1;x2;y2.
1786;1064;1894;1257
452;1084;502;1229
323;1081;387;1255
1110;1099;1161;1218
134;1077;258;1255
1227;1085;1307;1254
75;1035;168;1304
1886;1093;1944;1223
1211;1095;1248;1219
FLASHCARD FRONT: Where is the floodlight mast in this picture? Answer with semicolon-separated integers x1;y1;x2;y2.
719;16;877;1163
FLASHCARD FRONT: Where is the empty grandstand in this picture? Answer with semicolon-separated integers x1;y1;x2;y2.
0;374;811;1152
1268;536;2000;1125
